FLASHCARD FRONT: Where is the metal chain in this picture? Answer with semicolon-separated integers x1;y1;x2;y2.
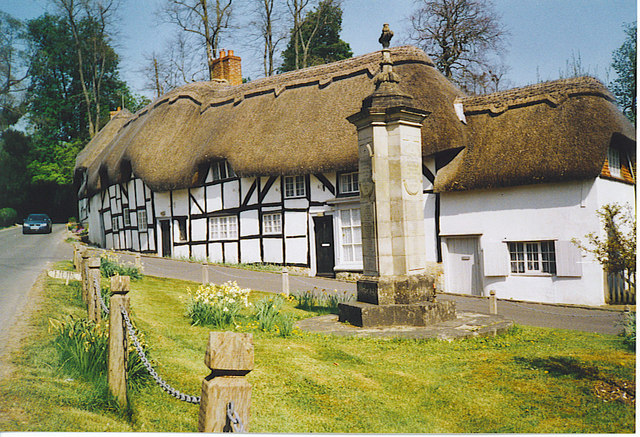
95;277;110;315
120;307;201;404
508;301;628;318
226;401;245;433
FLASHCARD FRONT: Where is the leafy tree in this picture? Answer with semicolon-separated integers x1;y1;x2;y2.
611;22;636;125
0;129;31;211
407;0;508;93
572;203;636;292
280;0;352;72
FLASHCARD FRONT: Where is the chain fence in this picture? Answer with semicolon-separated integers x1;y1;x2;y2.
95;277;201;404
92;276;250;430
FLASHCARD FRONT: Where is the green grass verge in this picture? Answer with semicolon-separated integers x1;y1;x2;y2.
0;263;635;433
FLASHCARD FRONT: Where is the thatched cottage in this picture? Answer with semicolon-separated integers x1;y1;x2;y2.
74;45;635;306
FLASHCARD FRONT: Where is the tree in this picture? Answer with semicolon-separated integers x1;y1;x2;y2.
572;203;636;292
140;33;209;97
0;11;29;131
249;0;287;76
280;0;352;72
611;22;636;125
407;0;508;92
52;0;120;139
22;13;144;219
161;0;234;81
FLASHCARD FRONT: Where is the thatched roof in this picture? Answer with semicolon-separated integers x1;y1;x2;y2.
434;77;635;192
76;46;465;196
75;47;634;198
75;108;134;171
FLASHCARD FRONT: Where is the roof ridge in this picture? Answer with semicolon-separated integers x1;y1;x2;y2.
457;76;614;114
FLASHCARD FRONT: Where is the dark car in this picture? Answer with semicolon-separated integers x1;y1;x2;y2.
22;214;52;234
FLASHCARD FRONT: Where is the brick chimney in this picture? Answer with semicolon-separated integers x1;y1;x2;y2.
109;106;122;120
209;49;242;86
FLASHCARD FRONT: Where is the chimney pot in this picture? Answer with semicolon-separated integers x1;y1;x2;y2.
228;49;234;56
220;49;226;58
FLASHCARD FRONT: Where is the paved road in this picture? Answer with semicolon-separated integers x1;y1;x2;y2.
110;251;628;336
0;224;72;356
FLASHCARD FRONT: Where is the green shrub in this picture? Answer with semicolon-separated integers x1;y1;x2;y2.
0;208;18;227
185;281;250;328
100;253;142;280
621;311;635;350
49;316;150;386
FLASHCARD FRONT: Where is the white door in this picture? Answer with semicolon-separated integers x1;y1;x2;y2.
446;237;482;295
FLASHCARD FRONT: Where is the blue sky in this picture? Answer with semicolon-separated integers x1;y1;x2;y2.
1;0;636;98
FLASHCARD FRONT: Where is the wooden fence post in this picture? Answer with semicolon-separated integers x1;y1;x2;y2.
202;262;209;285
282;267;289;296
73;244;79;271
489;290;497;315
80;250;90;303
198;332;253;432
108;275;130;409
87;257;101;323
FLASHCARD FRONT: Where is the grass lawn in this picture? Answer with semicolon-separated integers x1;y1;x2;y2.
0;262;635;433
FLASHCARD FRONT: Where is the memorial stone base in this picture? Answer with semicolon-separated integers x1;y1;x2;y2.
338;274;457;328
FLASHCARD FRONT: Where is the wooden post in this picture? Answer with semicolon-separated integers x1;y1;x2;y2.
80;250;90;303
282;267;290;296
489;290;497;315
73;244;79;271
202;262;209;285
87;257;101;323
198;332;253;433
135;253;142;269
108;275;130;409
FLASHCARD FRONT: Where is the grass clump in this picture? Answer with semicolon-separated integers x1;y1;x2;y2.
100;252;143;280
48;316;151;388
185;281;250;328
294;288;353;314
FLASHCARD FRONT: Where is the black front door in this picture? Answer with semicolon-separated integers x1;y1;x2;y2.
160;219;171;257
313;215;335;277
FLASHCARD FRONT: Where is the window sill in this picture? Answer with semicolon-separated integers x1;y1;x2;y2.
510;273;555;277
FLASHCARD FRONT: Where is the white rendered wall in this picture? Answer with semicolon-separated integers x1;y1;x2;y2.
439;180;608;305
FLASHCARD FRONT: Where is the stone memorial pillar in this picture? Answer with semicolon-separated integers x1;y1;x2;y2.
338;24;456;328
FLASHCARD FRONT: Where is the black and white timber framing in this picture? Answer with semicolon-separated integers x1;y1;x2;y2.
79;158;440;276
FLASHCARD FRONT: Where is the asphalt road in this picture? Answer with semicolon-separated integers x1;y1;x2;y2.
0;224;72;357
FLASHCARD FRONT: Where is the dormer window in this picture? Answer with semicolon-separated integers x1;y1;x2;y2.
211;161;235;181
607;147;621;178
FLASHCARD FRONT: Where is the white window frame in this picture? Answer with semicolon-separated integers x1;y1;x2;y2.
123;207;131;227
112;216;119;232
338;207;362;264
607;147;621;178
262;212;282;235
284;175;306;198
338;171;359;195
209;215;238;240
211;161;236;181
508;241;556;275
137;209;148;232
